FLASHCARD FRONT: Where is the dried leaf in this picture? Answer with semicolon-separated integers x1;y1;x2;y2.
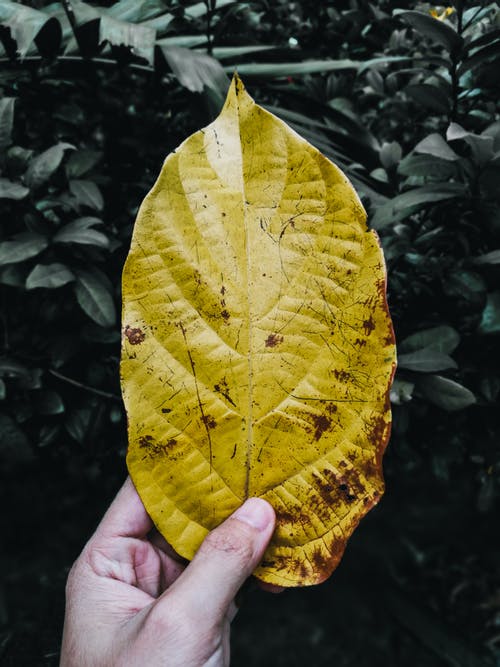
121;75;396;586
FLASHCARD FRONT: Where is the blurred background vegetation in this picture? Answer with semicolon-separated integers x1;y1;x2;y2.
0;0;499;665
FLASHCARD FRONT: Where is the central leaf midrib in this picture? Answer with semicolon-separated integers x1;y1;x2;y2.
238;91;254;500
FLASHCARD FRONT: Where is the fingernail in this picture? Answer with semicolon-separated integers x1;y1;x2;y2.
232;498;273;531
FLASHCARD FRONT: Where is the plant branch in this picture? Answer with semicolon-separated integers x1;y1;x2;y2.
61;0;85;57
49;369;121;401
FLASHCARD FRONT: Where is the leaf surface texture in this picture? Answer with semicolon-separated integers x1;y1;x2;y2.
122;76;396;586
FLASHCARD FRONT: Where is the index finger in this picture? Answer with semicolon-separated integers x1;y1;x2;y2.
95;476;153;540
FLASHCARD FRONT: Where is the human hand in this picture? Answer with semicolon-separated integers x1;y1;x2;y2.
60;477;276;667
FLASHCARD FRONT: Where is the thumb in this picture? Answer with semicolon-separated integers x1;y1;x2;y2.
162;498;275;625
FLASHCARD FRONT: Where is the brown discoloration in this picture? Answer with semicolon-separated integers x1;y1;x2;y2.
333;369;351;383
138;434;177;458
354;338;367;347
265;333;284;348
311;472;335;511
361;456;378;480
139;435;154;448
202;414;217;429
367;412;389;449
311;547;330;574
268;553;309;580
124;325;145;345
362;315;375;336
316;466;365;504
275;507;311;530
214;378;236;407
221;309;230;321
312;413;331;441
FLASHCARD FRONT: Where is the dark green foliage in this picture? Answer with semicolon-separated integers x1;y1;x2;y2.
1;1;499;665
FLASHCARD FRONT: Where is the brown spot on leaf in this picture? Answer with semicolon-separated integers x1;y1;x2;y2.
311;547;330;574
312;414;331;440
333;369;351;383
124;325;145;345
320;467;365;504
138;434;177;458
265;333;284;348
221;309;230;321
275;507;311;529
367;412;388;449
362;315;375;336
214;379;236;407
139;435;154;448
202;414;217;429
354;338;367;347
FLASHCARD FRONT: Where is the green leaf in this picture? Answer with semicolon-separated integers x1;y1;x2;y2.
65;149;103;179
379;141;402;169
226;60;360;78
99;14;156;66
357;55;413;74
184;0;235;19
414;134;460;161
0;413;34;465
444;270;486;302
26;263;75;289
54;217;109;248
397;154;458;180
394;10;462;52
0;265;25;287
209;45;278;60
33;389;65;415
25;142;75;189
7;146;34;176
458;39;500;76
418;375;476;411
0;357;30;379
65;407;92;444
405;84;450;114
160;45;229;94
0;0;61;58
371;183;464;228
69;179;104;211
0;96;15;148
399;326;460;354
155;35;205;48
0;177;29;200
398;349;457;372
0;233;48;266
74;269;116;327
390;379;414;404
473;249;500;265
478;291;500;335
104;0;167;23
446;123;494;165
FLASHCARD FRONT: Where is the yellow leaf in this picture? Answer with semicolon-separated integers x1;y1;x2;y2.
429;6;455;20
121;74;396;587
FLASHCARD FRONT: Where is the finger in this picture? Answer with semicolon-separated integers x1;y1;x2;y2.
149;529;189;565
161;498;275;627
95;477;153;540
258;581;285;594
